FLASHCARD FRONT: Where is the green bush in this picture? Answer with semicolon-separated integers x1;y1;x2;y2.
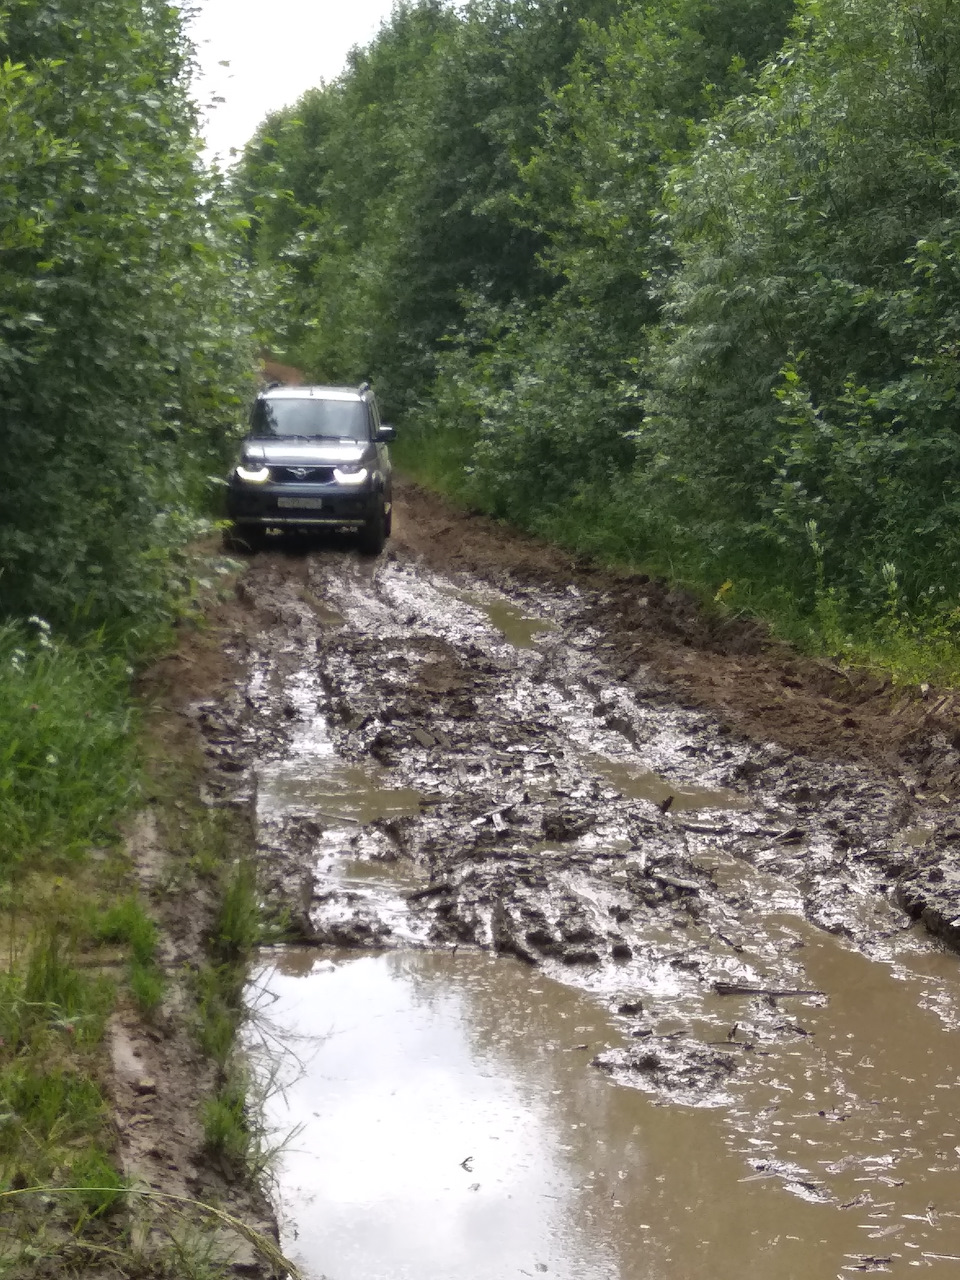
0;0;259;633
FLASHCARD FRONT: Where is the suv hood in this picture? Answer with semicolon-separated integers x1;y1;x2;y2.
242;439;368;465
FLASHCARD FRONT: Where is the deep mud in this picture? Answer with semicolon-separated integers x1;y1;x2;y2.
182;482;960;1275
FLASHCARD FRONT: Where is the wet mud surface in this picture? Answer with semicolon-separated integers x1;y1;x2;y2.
194;483;960;1276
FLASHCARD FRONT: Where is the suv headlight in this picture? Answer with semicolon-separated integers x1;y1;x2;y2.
236;464;270;483
333;466;369;486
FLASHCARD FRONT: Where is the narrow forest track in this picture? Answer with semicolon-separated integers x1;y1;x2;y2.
182;480;960;1273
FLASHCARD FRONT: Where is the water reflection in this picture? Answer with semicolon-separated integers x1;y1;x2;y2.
249;950;866;1280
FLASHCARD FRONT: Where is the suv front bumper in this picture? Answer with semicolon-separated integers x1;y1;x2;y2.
226;480;379;529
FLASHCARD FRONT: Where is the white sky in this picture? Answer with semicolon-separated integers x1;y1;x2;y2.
186;0;399;165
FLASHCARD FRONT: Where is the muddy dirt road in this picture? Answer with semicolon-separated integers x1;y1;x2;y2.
196;483;960;1278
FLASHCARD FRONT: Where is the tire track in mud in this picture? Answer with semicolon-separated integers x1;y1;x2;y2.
196;528;960;1264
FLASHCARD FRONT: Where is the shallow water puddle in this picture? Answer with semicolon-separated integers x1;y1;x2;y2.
454;589;558;649
242;561;960;1277
248;950;827;1280
589;753;747;813
259;757;423;824
256;668;423;825
717;920;960;1208
248;946;960;1279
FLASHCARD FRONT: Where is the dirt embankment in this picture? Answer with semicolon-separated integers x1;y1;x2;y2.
399;484;960;784
104;586;285;1280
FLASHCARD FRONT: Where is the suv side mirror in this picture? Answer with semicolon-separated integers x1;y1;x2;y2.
376;425;396;442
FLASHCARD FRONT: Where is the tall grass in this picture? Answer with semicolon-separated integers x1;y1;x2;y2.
398;426;960;686
92;894;166;1015
0;621;137;872
0;925;118;1225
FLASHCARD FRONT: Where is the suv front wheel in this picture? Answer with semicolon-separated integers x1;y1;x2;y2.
358;499;387;556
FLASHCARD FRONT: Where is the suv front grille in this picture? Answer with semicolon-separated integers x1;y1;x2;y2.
273;466;336;484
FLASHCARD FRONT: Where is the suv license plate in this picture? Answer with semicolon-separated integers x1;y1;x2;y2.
278;497;324;510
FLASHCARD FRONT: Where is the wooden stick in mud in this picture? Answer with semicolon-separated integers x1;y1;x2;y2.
713;981;824;997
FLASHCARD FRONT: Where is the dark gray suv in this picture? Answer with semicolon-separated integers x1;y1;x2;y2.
225;383;395;554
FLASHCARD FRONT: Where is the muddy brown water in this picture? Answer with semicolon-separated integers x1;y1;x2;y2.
249;939;960;1280
454;588;559;649
228;551;960;1279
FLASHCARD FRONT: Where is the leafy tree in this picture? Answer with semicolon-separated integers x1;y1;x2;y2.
234;1;457;398
418;0;795;516
235;0;627;410
0;0;257;632
642;0;960;612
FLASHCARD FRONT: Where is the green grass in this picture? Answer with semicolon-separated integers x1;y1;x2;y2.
0;543;276;1275
92;894;158;965
0;925;119;1243
65;1145;126;1221
90;893;166;1015
0;622;137;874
201;1081;249;1163
393;424;474;503
11;927;115;1050
194;855;264;1172
194;962;237;1066
0;622;142;1269
129;958;166;1015
192;856;262;1062
213;860;260;963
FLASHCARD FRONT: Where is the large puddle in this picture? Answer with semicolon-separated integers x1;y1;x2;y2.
249;945;960;1280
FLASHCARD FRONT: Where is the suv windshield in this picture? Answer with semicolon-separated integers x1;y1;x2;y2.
251;397;368;440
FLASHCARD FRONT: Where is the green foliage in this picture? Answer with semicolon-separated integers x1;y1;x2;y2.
200;1081;249;1163
92;895;158;967
200;1063;288;1179
241;0;960;670
413;296;639;519
0;621;136;872
0;926;118;1226
194;963;236;1067
235;0;628;411
92;893;166;1013
0;0;259;633
642;0;960;619
194;858;261;1067
1;1069;105;1149
64;1145;126;1220
402;0;795;511
212;860;260;964
196;864;261;1170
234;1;460;403
128;958;165;1016
3;926;114;1053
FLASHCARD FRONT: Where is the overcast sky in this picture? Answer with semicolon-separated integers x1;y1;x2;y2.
186;0;399;165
